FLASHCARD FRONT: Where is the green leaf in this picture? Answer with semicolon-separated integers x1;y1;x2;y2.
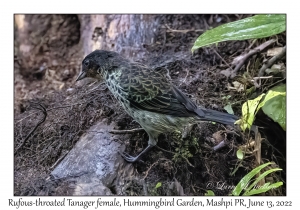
236;149;244;160
257;84;286;112
155;182;162;189
239;84;286;131
192;14;286;52
244;182;283;196
224;104;234;114
261;84;286;131
232;162;272;196
240;94;265;131
205;190;215;196
243;168;282;195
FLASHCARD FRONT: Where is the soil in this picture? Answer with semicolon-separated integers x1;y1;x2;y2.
14;14;286;196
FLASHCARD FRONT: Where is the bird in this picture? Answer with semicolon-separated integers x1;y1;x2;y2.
76;50;239;163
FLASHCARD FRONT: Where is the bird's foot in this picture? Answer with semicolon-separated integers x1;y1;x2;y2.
119;144;154;163
118;151;140;163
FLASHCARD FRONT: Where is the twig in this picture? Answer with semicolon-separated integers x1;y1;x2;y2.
247;39;257;50
86;82;106;93
16;102;86;124
264;77;286;92
252;76;273;88
50;151;69;170
223;39;276;78
253;126;262;166
213;140;226;151
16;111;40;124
155;145;175;154
110;128;144;134
253;127;265;189
258;46;286;76
212;48;233;70
14;103;47;155
143;160;159;180
16;95;105;124
220;125;241;137
165;24;204;33
232;39;276;76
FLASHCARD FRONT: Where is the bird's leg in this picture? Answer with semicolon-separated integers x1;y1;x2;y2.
119;134;157;163
119;144;154;163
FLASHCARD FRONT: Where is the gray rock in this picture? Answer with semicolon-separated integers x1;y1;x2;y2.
51;118;136;195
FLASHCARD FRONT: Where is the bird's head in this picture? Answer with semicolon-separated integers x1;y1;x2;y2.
76;50;121;81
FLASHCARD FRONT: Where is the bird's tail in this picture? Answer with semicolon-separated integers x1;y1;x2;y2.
197;108;239;125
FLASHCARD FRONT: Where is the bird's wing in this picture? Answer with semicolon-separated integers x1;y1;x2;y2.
118;63;204;117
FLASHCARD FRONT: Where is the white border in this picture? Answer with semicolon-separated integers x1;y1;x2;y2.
1;0;298;209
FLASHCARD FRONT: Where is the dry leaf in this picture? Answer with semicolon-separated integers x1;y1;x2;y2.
267;47;283;57
232;81;245;92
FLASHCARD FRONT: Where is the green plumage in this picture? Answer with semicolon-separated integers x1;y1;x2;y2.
76;50;238;162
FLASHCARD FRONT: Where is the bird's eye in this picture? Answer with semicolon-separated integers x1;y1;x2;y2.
83;60;89;67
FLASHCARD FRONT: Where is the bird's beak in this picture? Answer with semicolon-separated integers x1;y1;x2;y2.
76;71;87;81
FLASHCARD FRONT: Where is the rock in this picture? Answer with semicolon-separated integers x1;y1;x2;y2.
51;118;136;195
